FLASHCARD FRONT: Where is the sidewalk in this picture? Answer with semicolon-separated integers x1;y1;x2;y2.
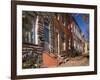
59;56;89;67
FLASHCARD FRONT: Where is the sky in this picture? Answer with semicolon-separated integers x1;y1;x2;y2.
72;13;89;41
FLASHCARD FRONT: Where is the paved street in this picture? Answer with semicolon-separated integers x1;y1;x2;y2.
59;56;89;67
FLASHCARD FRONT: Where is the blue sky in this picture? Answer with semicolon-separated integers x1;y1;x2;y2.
72;13;89;41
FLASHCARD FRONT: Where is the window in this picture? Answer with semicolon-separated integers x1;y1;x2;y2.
68;39;71;50
61;32;66;51
68;25;70;30
63;21;66;26
63;42;66;50
44;27;49;42
44;18;49;43
57;14;60;20
22;12;38;44
62;15;66;26
71;23;73;28
61;32;64;41
74;40;76;48
31;18;36;44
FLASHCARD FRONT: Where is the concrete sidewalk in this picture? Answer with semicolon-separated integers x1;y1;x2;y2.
59;56;89;67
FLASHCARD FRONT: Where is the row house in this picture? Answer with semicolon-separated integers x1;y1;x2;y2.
70;17;84;57
22;11;86;68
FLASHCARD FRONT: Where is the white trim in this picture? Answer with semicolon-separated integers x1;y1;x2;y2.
35;15;39;44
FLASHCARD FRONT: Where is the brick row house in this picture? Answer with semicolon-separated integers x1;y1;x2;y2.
22;11;88;68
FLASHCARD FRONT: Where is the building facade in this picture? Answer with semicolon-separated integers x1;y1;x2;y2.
70;17;84;57
22;11;88;68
